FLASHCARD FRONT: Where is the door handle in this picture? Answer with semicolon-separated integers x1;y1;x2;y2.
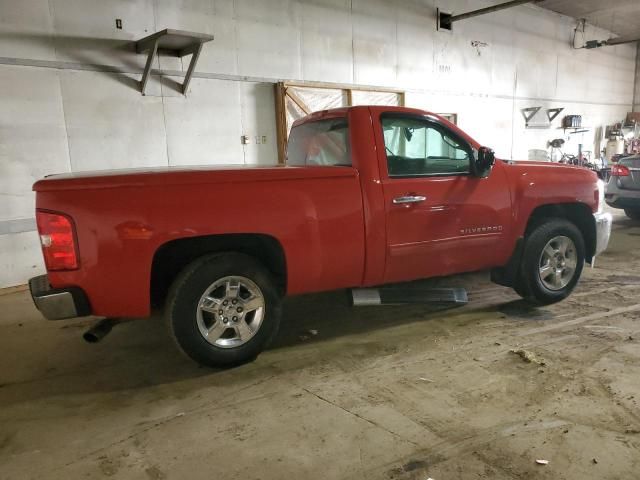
393;195;427;205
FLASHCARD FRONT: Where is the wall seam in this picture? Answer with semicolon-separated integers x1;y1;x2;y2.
159;74;171;167
47;0;72;173
151;0;170;166
232;0;246;164
56;71;73;172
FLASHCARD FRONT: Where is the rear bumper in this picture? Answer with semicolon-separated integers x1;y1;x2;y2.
29;275;91;320
605;182;640;209
605;195;640;209
593;211;612;257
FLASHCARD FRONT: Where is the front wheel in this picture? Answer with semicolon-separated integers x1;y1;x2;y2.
166;252;282;368
516;219;585;305
624;208;640;220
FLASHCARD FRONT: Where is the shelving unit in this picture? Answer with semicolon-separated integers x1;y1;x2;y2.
560;127;590;135
135;29;214;95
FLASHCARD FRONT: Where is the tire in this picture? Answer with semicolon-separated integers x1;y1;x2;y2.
516;218;585;306
165;252;282;368
624;208;640;220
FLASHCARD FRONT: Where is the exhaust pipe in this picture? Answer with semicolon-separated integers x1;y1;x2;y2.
83;318;116;343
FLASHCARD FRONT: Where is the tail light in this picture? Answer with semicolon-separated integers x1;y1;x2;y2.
36;211;79;271
611;164;630;176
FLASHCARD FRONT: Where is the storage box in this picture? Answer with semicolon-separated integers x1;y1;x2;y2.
626;112;640;125
563;115;582;128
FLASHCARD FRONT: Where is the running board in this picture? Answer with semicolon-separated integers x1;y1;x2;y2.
351;287;468;306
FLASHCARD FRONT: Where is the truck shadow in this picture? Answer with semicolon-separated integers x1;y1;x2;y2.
0;273;526;407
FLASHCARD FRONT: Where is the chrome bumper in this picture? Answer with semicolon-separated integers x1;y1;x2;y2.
593;211;613;257
29;275;91;320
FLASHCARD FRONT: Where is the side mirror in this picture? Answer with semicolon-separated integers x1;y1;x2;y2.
474;146;495;178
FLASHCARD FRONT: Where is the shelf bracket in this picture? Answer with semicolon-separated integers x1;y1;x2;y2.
521;107;541;125
135;29;214;96
547;108;564;123
139;38;159;95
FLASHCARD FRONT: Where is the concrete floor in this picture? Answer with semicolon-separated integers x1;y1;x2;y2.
1;207;639;480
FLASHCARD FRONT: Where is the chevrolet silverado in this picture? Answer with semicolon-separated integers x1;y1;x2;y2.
30;106;612;367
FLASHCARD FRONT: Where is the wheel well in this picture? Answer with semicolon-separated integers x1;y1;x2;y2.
525;203;596;262
150;234;287;307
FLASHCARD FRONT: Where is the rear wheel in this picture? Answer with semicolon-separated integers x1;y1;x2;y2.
624;208;640;220
516;219;585;305
166;252;282;368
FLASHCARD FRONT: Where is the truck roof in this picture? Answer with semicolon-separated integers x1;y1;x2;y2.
292;105;479;151
292;105;440;127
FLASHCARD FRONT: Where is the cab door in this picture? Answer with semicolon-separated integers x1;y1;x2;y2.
374;112;512;284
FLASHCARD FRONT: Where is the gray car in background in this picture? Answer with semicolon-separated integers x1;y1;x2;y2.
605;155;640;220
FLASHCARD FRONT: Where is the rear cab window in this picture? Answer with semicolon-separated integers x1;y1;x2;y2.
287;118;351;167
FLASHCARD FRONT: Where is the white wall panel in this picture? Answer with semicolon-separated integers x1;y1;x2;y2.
50;0;154;69
59;70;167;171
235;0;301;79
163;77;244;166
352;0;397;87
299;0;353;84
0;0;56;60
395;1;433;90
154;0;238;74
240;83;278;165
405;91;514;159
515;49;558;100
0;232;44;288
0;66;70;222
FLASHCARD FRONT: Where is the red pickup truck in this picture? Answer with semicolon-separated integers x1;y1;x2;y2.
30;106;612;367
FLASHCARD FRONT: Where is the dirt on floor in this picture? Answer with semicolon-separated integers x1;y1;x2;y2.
1;207;639;480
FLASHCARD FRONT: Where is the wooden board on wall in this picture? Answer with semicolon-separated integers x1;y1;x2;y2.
274;81;405;164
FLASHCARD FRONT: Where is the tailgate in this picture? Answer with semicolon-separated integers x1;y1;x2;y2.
618;157;640;190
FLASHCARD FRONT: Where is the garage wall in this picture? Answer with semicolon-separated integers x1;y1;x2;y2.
0;0;637;288
634;44;640;112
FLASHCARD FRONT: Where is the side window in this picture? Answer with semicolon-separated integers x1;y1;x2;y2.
287;118;351;166
381;115;471;177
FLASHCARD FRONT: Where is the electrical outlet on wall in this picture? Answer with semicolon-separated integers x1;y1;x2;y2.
115;19;122;29
241;135;251;145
